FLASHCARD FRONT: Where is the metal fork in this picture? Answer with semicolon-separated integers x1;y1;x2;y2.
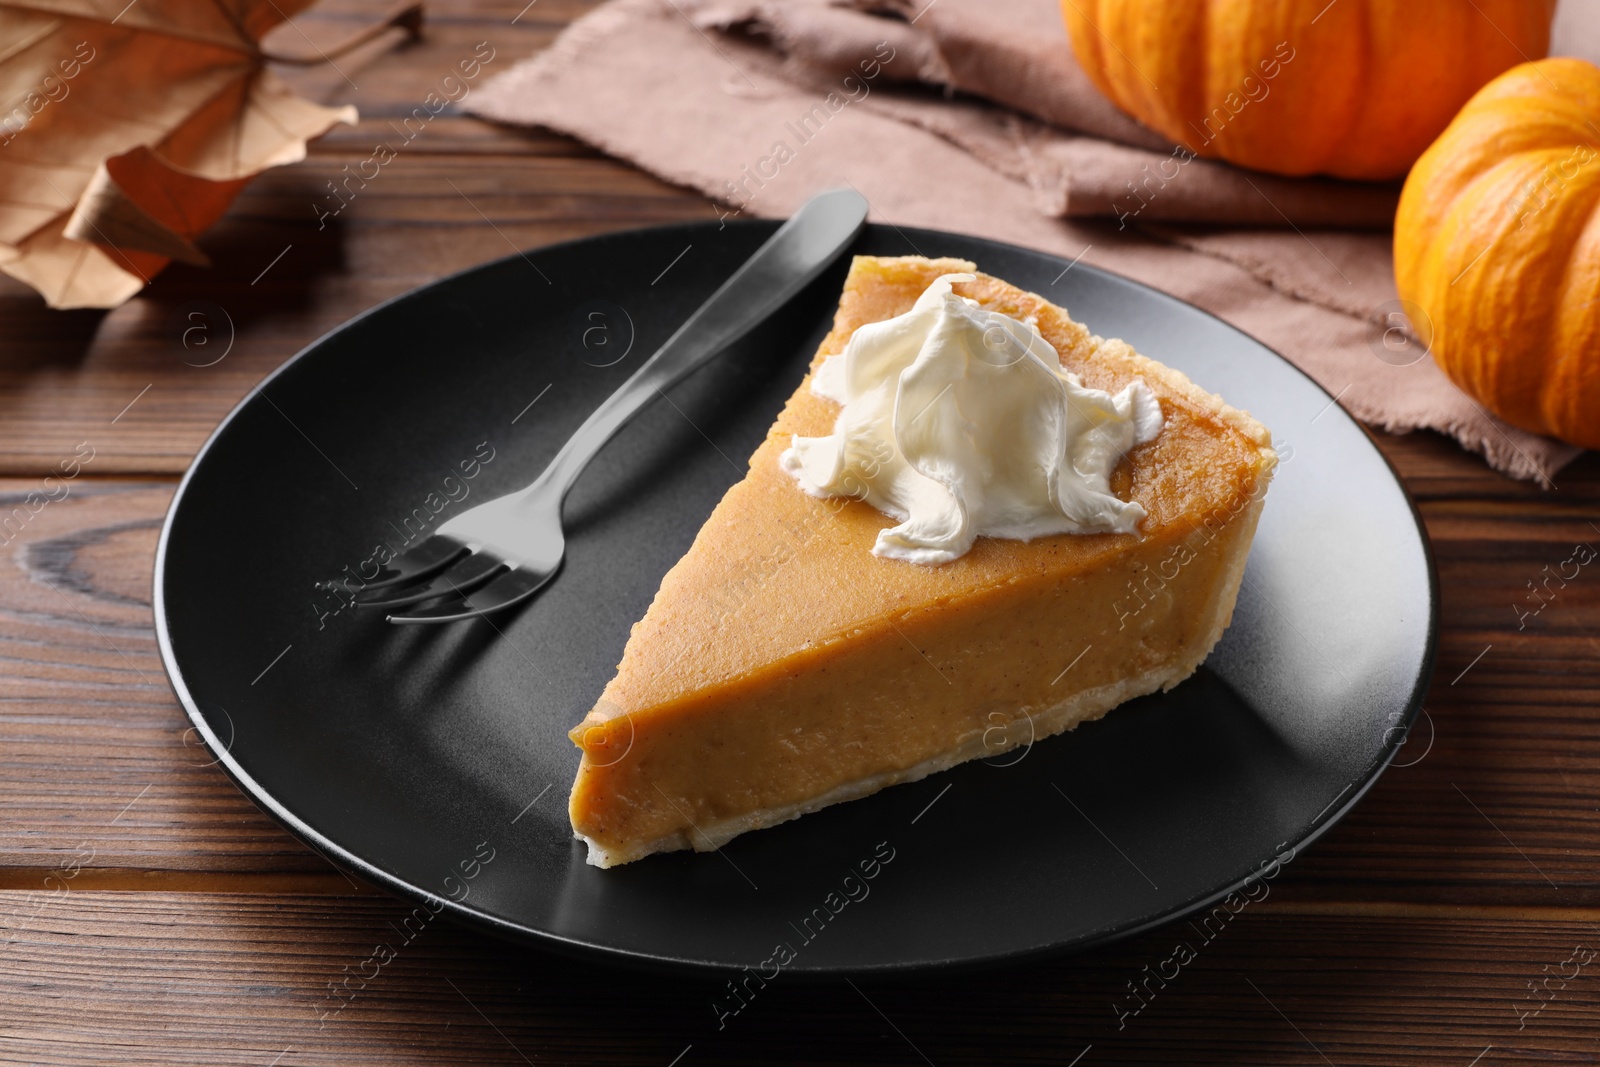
344;188;868;624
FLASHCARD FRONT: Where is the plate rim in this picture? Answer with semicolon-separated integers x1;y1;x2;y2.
152;218;1440;976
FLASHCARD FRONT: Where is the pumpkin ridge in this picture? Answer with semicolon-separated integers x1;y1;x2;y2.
1465;152;1574;430
1396;56;1600;449
1192;0;1212;155
1066;0;1113;104
1155;1;1206;151
1541;180;1600;443
1064;0;1554;180
1320;0;1372;178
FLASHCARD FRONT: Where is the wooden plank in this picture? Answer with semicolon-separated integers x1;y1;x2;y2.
1289;447;1600;904
0;870;371;893
0;153;707;477
2;0;1592;490
3;893;1598;1065
7;0;1595;1058
0;0;702;478
2;460;1599;900
0;480;331;874
1371;429;1600;504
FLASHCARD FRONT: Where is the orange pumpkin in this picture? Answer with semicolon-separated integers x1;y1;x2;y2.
1394;58;1600;450
1063;0;1555;180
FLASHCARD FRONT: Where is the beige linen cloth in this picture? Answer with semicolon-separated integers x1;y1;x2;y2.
466;0;1600;482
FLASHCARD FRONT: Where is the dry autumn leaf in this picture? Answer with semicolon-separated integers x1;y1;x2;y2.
0;0;414;309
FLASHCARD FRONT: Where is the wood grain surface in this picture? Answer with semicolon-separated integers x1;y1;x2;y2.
2;0;1598;1062
8;893;1600;1066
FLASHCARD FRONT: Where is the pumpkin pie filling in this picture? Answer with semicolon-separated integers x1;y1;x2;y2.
569;255;1277;867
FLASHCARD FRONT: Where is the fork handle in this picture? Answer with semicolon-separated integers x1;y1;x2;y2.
521;189;868;506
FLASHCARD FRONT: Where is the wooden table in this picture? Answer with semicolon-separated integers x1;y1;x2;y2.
4;3;1599;1063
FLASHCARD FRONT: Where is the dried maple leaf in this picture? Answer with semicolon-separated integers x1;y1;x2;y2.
0;0;411;308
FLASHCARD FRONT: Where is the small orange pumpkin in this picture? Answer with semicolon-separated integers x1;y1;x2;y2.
1394;58;1600;450
1063;0;1555;180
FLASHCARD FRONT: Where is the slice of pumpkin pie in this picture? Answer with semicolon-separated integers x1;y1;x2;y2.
568;255;1276;867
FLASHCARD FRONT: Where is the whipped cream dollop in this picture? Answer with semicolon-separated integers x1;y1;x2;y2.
780;273;1164;565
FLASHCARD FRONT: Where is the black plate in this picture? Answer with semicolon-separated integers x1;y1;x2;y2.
155;222;1436;975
